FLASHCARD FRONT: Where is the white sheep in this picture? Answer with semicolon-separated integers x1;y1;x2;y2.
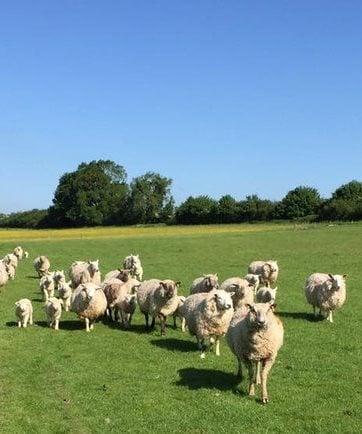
103;274;140;320
173;295;186;328
15;298;33;328
190;274;219;295
44;297;62;330
6;263;16;280
256;286;278;303
39;273;55;302
248;260;279;287
0;261;9;287
69;260;101;287
123;254;143;281
13;246;24;260
114;293;138;328
58;280;73;312
33;256;51;277
137;279;180;335
220;277;254;309
53;270;66;289
304;273;347;322
226;302;284;404
70;283;107;332
4;253;18;270
244;273;261;295
180;289;234;358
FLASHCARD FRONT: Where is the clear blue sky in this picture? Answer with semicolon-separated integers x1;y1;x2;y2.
1;0;361;213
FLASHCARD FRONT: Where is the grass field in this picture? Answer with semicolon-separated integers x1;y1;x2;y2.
0;223;361;433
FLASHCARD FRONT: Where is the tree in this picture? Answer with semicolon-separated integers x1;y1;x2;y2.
276;186;322;220
239;195;276;221
126;172;174;224
175;195;218;225
48;160;128;227
217;195;241;223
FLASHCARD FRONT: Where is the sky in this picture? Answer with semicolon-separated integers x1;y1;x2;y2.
1;0;362;213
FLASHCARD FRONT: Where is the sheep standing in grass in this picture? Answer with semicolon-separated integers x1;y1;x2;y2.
15;298;33;328
70;283;107;332
220;277;254;309
0;262;9;287
226;302;284;404
180;290;234;358
58;281;73;312
248;261;279;287
69;260;101;287
137;279;180;335
190;274;219;295
4;253;18;271
305;273;347;322
34;256;50;278
256;286;278;303
123;254;143;281
13;246;24;260
114;293;138;328
45;297;62;330
244;274;261;295
40;273;55;302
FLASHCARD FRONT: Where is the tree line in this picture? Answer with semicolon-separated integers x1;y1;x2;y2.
1;160;362;228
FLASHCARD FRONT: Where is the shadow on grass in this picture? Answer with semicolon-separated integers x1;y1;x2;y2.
6;321;18;327
277;311;325;322
26;275;39;280
176;367;240;391
150;338;197;353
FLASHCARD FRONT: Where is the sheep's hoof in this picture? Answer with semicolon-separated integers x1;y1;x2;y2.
200;353;206;359
262;398;269;404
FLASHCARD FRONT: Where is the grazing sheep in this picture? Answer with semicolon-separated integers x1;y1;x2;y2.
44;297;62;330
256;286;278;303
34;256;51;277
4;253;18;270
137;279;180;335
70;283;107;332
248;261;279;287
13;246;24;260
0;261;9;287
190;274;219;295
58;280;73;312
180;290;234;358
173;295;186;328
69;260;101;287
220;277;254;309
39;273;55;302
244;274;261;295
114;293;138;328
305;273;347;322
226;302;284;404
123;254;143;281
15;298;33;328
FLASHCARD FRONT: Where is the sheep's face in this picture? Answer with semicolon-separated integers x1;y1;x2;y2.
214;291;233;311
53;270;65;283
267;261;278;274
160;281;178;299
15;301;27;312
247;302;276;329
88;260;99;274
82;284;98;300
204;274;219;290
117;268;130;282
328;274;346;291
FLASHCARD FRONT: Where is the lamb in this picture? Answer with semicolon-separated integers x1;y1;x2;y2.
256;286;278;303
69;260;101;287
190;274;219;294
226;302;284;404
44;297;62;330
15;298;33;328
173;295;186;328
53;270;66;289
13;246;24;260
103;274;140;320
34;256;50;277
70;282;107;332
304;273;347;322
220;277;254;309
244;273;261;295
0;261;9;287
114;293;138;328
58;280;73;312
39;273;55;302
137;279;180;335
123;254;143;281
248;260;279;287
180;290;234;358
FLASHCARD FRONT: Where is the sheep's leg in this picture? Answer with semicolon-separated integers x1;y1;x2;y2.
54;319;59;330
159;313;166;336
236;358;243;380
114;307;119;322
256;361;261;385
327;310;333;323
127;313;133;327
261;358;275;404
313;305;317;317
181;318;186;332
29;311;33;326
246;360;256;397
90;322;94;330
173;313;177;328
85;318;90;332
144;313;149;329
150;316;155;329
214;337;220;356
17;320;21;328
197;339;207;359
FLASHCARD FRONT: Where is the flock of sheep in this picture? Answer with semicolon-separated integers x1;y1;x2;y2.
1;246;347;404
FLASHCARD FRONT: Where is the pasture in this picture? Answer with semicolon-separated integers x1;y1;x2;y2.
0;223;361;433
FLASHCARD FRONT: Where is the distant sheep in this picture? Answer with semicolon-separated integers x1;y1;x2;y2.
44;297;62;330
256;286;278;303
15;298;33;328
33;256;50;278
69;260;101;287
39;273;55;302
305;273;347;322
13;246;24;260
248;260;279;287
123;254;143;281
190;274;219;295
226;302;284;404
181;290;234;358
220;277;254;309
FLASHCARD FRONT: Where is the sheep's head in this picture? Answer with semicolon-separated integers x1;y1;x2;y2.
246;302;276;329
53;270;65;283
88;260;99;274
213;290;233;311
327;274;347;291
81;284;99;301
160;280;179;299
117;268;131;282
15;300;27;312
204;274;219;290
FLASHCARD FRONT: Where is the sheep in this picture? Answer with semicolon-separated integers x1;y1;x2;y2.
0;261;9;287
137;279;180;335
13;246;24;260
58;280;73;312
173;295;186;328
256;286;278;303
226;302;284;404
33;256;50;277
103;268;131;284
190;274;219;295
69;260;101;287
70;282;107;332
103;275;140;320
304;273;347;322
3;253;18;270
114;293;138;328
244;273;261;295
39;273;55;302
123;254;143;281
180;290;234;358
53;270;66;290
220;277;254;309
248;260;279;287
44;297;62;330
5;263;16;280
15;298;33;328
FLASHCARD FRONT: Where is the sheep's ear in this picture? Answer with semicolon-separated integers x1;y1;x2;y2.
328;273;334;280
175;281;181;287
343;274;347;279
246;303;254;311
269;302;277;311
274;286;278;291
15;302;19;306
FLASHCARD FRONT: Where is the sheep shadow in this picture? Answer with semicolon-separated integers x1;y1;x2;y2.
277;311;325;322
150;338;197;353
176;367;239;392
6;321;18;327
26;275;40;280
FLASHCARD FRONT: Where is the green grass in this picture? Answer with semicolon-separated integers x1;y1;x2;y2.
0;223;361;433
